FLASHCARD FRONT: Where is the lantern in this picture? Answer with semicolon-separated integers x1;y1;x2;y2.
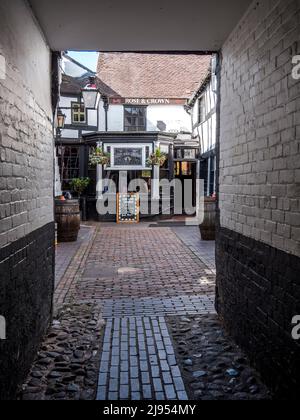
82;76;101;109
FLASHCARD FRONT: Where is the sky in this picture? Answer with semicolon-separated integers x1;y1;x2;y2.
67;51;99;72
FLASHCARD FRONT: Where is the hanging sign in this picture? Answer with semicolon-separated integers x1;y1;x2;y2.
117;193;140;224
109;98;187;105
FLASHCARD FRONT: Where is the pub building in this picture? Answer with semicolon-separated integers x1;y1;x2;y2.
56;53;212;220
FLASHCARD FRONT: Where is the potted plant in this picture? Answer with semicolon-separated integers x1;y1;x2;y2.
89;147;110;166
146;148;167;167
199;194;216;241
70;177;91;221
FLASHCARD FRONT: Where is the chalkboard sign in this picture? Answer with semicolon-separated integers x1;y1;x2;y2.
117;193;140;224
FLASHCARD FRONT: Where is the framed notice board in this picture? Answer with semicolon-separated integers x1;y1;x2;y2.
117;193;140;224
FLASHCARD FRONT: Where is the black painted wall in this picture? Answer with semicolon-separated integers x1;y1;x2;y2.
216;227;300;399
0;223;55;400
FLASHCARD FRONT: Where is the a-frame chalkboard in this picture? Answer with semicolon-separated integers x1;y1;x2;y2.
117;193;140;224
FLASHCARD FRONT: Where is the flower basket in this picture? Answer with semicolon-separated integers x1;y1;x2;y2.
89;147;110;166
146;149;167;167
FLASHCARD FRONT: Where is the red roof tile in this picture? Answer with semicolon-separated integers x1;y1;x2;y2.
97;53;211;99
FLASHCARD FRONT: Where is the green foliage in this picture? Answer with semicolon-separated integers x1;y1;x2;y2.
89;147;110;166
70;177;90;196
146;148;167;167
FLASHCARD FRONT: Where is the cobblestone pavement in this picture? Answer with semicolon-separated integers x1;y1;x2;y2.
21;303;105;400
168;315;271;400
22;223;270;400
20;225;104;400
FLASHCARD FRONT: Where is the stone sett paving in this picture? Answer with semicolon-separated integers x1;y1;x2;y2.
21;223;271;400
97;317;188;401
102;295;215;318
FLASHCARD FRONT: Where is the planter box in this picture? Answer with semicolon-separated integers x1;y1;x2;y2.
199;197;216;241
55;199;80;242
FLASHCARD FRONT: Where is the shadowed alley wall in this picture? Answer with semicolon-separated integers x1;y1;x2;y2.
216;0;300;399
0;0;55;399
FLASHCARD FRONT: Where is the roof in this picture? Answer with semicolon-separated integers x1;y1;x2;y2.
60;73;119;97
97;53;212;99
61;54;120;97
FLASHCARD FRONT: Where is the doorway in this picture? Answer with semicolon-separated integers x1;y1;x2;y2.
174;161;197;215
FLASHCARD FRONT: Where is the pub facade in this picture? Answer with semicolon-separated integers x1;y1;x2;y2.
56;53;212;220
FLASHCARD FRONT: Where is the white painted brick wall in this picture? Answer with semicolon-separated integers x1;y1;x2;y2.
0;0;53;249
220;0;300;257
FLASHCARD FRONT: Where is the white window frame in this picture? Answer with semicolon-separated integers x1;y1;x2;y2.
104;143;153;170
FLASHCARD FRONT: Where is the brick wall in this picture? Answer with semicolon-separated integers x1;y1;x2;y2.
0;1;54;248
0;223;55;399
217;0;300;398
0;0;55;399
219;0;300;257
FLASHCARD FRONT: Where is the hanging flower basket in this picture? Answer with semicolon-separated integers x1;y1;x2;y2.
146;149;167;167
89;147;110;166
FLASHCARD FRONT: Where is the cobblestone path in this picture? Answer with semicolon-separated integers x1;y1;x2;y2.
83;226;215;400
22;224;270;400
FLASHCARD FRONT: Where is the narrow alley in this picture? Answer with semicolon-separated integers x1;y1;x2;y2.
1;0;300;403
21;224;269;400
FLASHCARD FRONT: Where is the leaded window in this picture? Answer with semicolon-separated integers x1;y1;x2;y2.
124;106;147;131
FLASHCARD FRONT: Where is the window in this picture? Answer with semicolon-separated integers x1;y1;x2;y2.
198;95;206;123
105;144;151;169
124;106;147;131
72;102;86;124
183;149;196;159
114;147;143;166
57;146;80;190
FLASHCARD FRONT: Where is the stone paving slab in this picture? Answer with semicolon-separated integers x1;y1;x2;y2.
96;317;188;401
172;226;216;272
102;295;216;318
55;226;94;288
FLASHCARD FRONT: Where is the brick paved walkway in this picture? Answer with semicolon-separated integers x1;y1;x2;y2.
172;226;216;272
55;225;94;288
22;222;269;400
72;226;215;303
79;225;217;401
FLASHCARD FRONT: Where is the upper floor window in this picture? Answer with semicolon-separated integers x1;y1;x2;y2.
198;95;206;124
72;102;86;124
124;106;147;131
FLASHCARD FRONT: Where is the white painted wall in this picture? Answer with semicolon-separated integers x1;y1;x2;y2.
59;95;98;139
87;109;98;127
219;0;300;257
192;80;217;154
0;0;53;247
147;105;190;132
99;102;190;133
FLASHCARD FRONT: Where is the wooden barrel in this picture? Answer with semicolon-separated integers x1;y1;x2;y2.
55;199;80;242
199;197;216;240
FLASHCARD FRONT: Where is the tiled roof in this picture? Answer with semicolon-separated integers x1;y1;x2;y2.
97;53;212;99
61;73;120;98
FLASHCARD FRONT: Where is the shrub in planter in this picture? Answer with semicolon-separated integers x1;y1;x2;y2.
146;148;167;167
70;178;91;222
70;177;91;198
199;196;216;241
